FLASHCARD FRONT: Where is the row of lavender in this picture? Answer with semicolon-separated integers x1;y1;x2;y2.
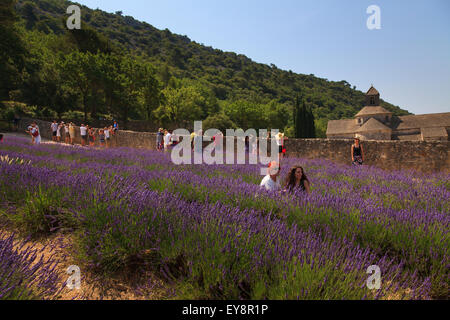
0;136;448;299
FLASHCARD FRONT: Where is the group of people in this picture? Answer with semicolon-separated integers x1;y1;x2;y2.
260;161;311;194
259;137;365;195
51;121;76;145
156;129;290;158
50;120;119;148
156;128;180;152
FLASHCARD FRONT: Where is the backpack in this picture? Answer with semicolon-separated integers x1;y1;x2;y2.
32;129;39;137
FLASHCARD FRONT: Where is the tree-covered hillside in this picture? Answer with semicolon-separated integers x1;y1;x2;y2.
1;0;410;136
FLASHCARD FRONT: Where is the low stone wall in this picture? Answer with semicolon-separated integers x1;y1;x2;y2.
16;118;450;173
285;139;450;173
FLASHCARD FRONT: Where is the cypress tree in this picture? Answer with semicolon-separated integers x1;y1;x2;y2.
294;94;302;138
309;107;316;138
300;100;307;138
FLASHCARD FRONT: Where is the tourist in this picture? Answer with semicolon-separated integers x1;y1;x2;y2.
260;161;281;192
250;133;258;156
213;131;224;155
30;123;41;145
64;123;70;144
80;124;88;146
156;128;164;151
351;137;364;165
283;166;311;195
193;130;203;155
56;122;64;142
245;136;250;154
88;126;96;147
190;130;197;151
113;121;119;133
164;130;172;151
276;132;288;160
51;121;58;142
104;127;110;148
99;129;106;148
69;123;76;145
26;124;34;144
171;130;179;146
108;125;115;147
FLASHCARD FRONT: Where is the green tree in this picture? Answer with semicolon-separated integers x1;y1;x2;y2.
0;0;26;100
203;113;236;132
154;86;204;127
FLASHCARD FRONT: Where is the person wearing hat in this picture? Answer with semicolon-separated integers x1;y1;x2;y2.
351;137;364;166
260;161;281;192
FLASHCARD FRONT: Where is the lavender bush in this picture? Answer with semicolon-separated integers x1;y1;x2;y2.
0;232;63;300
0;136;447;299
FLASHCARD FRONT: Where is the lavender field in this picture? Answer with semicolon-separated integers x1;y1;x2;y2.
0;136;448;300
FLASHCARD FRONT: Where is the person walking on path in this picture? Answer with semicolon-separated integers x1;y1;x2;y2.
88;126;96;147
260;161;281;192
250;133;258;156
26;124;34;144
283;166;311;195
69;123;76;145
156;128;164;151
108;125;115;147
193;129;203;155
104;127;111;148
30;123;41;145
276;132;288;161
351;138;364;166
190;131;197;151
64;123;70;144
51;121;58;142
80;124;88;146
99;129;106;148
163;130;172;152
171;130;179;147
56;122;63;142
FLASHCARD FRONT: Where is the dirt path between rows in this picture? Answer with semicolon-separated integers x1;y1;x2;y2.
1;227;174;300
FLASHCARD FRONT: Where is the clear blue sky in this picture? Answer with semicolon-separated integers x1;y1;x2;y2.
75;0;450;115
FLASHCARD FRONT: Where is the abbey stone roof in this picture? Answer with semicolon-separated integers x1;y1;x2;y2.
356;118;391;133
366;86;380;95
326;119;359;135
355;106;392;117
327;112;450;136
394;113;450;131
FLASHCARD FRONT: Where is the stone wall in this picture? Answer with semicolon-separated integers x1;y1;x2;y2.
284;138;450;173
16;118;450;173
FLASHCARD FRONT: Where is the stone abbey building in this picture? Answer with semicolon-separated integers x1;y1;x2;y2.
326;86;450;141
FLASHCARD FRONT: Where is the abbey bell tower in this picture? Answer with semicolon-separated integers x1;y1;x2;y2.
366;86;380;107
366;86;380;106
